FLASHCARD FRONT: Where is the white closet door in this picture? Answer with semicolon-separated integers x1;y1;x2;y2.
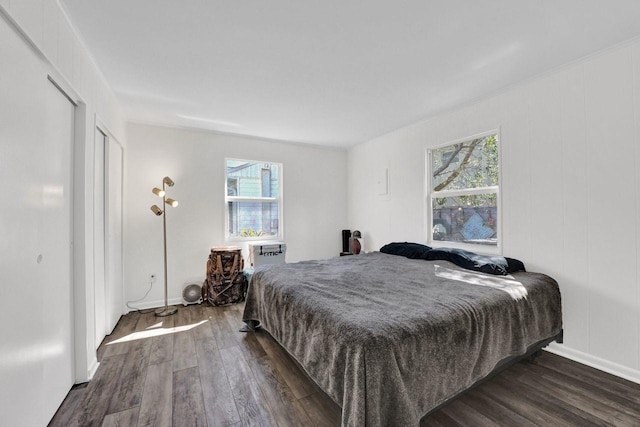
0;15;75;425
94;129;107;346
105;138;124;333
40;78;75;421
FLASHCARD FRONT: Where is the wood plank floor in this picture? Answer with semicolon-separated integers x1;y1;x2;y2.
49;303;640;426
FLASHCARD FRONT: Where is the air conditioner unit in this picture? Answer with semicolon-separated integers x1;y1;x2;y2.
248;242;286;268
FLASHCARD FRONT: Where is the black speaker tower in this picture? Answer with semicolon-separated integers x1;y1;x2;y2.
341;229;351;254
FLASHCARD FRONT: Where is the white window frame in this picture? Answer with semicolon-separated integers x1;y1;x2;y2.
225;158;284;242
425;129;502;255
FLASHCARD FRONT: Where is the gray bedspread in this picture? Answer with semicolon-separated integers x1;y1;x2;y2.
242;252;562;426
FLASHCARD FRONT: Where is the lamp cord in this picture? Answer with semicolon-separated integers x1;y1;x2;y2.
126;277;155;313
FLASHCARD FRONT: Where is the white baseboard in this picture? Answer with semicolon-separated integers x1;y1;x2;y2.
545;342;640;385
86;358;100;381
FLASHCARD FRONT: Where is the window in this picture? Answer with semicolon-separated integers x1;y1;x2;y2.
426;131;500;251
225;159;282;240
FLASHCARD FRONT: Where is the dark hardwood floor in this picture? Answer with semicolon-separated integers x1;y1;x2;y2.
49;303;640;426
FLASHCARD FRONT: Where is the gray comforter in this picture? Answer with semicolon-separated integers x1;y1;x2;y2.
243;252;562;426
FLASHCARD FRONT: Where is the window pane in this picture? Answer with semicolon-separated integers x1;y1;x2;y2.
431;134;498;192
432;194;497;245
227;201;279;237
226;160;280;198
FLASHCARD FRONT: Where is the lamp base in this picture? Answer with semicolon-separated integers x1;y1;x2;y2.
154;306;178;317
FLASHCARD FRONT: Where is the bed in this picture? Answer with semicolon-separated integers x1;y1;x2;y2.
242;251;562;426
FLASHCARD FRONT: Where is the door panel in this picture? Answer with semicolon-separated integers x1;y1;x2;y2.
94;129;106;345
40;78;75;416
0;13;75;424
105;138;123;333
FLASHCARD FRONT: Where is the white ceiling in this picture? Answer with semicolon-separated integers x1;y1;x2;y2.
60;1;640;148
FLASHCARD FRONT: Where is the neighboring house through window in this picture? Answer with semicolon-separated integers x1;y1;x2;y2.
226;159;283;240
426;131;501;252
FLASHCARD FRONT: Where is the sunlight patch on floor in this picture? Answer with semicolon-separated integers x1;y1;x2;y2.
107;320;208;344
146;322;164;330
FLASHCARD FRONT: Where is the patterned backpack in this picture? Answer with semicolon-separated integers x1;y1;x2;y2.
202;247;248;306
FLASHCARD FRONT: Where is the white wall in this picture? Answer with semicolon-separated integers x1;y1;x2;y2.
1;0;125;409
124;123;348;308
348;38;640;382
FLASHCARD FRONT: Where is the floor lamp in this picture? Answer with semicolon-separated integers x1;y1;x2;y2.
150;176;179;317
